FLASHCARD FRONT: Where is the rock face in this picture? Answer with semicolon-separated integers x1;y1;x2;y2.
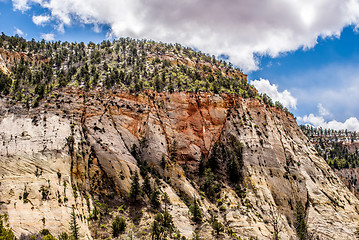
336;168;359;198
1;88;359;239
0;48;46;72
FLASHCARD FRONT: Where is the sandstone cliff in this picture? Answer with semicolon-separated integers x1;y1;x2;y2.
336;168;359;199
1;88;359;239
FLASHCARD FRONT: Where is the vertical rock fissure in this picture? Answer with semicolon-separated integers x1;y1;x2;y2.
152;97;171;157
106;104;132;155
194;94;209;154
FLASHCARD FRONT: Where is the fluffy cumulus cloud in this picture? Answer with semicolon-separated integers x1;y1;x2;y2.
12;0;30;11
32;15;50;26
298;104;359;131
250;78;297;109
10;0;359;71
298;115;359;131
40;33;55;41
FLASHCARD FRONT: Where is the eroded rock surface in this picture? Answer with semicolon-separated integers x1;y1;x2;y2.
1;88;359;239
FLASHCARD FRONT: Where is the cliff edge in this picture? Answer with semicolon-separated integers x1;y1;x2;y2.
1;88;358;239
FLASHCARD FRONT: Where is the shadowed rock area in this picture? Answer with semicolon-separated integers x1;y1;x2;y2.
1;88;359;239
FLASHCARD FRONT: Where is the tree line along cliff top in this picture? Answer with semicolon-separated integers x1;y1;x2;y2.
0;33;291;114
301;125;359;169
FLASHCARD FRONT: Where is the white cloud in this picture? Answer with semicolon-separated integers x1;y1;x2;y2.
55;23;65;34
32;15;50;26
298;114;326;127
12;0;30;11
14;27;24;36
318;103;330;117
297;102;359;131
250;78;297;109
10;0;359;71
40;33;55;41
298;114;359;131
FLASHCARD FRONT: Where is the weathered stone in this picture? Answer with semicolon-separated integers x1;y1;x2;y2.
1;88;358;239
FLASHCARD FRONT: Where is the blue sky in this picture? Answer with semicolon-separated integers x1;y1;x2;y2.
0;1;108;43
2;0;359;130
250;26;359;120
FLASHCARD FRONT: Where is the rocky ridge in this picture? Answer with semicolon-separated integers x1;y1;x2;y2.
1;88;359;239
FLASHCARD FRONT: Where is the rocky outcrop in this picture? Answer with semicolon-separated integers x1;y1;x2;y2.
336;168;359;199
1;88;359;239
0;48;47;75
0;53;9;74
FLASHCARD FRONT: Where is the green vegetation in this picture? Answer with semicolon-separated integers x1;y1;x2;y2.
0;33;264;108
39;185;50;200
301;125;359;169
295;201;307;240
225;135;244;183
0;33;299;240
39;229;51;236
112;216;126;238
151;219;162;240
142;174;152;196
69;208;80;240
162;192;170;212
39;229;56;240
199;135;244;201
189;199;202;223
129;171;141;202
0;71;11;96
58;232;70;240
150;186;161;209
42;234;56;240
261;93;292;115
200;168;221;201
191;231;200;240
151;212;174;240
0;213;15;240
209;214;224;237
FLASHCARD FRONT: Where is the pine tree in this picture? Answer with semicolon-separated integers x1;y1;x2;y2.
189;199;202;223
150;187;161;209
142;174;152;196
162;192;170;212
69;208;80;240
162;211;173;231
151;220;161;240
208;142;219;171
129;171;140;202
169;140;178;161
